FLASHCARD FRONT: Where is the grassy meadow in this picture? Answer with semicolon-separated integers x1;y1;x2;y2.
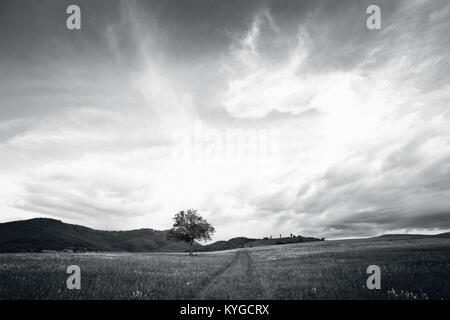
0;237;449;300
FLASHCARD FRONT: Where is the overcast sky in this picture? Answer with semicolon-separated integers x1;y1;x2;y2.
1;0;449;240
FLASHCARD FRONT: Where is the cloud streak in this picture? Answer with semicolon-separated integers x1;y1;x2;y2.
0;0;449;240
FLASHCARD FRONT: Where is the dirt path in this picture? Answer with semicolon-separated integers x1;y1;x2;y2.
195;250;268;299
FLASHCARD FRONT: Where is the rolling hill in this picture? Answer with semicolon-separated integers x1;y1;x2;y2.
0;218;325;253
197;235;326;251
0;218;193;253
371;233;450;241
1;218;447;253
196;237;258;251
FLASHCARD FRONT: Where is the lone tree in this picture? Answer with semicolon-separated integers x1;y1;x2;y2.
169;209;215;256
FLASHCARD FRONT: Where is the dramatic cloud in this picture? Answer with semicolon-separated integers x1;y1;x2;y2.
0;0;449;240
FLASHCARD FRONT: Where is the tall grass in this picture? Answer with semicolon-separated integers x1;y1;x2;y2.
1;237;449;299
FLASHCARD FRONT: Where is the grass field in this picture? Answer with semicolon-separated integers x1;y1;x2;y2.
1;237;449;300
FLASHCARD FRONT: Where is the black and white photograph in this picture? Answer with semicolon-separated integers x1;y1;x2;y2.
0;0;449;311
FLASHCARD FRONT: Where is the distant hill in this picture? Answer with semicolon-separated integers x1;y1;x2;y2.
5;218;445;254
371;234;430;240
197;237;258;251
0;218;193;253
0;218;326;253
370;233;450;241
199;231;450;251
433;232;450;238
198;235;325;252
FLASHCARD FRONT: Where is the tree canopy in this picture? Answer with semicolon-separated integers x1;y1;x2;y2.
170;209;215;255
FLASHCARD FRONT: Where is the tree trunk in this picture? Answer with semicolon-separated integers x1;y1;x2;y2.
189;239;194;256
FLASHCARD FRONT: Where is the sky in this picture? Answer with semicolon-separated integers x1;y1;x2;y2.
1;0;450;241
